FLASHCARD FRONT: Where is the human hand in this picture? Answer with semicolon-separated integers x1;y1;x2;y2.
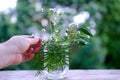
0;35;42;68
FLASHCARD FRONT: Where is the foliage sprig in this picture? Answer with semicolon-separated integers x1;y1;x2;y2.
35;8;93;76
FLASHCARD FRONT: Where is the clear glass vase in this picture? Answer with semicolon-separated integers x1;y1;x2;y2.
44;65;69;80
41;41;69;80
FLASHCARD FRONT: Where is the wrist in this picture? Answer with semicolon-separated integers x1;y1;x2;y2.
0;43;12;68
0;42;21;69
3;42;22;65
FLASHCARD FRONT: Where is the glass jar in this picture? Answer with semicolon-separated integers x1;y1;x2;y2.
44;65;69;80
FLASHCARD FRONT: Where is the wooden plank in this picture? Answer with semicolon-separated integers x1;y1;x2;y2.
0;70;120;80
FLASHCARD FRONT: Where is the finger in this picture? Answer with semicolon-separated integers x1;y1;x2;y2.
30;40;42;53
33;47;40;53
28;53;34;61
30;39;42;48
21;34;42;45
23;47;33;55
23;53;34;62
28;38;41;45
36;40;42;47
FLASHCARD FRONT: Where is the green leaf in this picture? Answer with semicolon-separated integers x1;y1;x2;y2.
81;23;91;27
79;27;93;37
78;36;89;44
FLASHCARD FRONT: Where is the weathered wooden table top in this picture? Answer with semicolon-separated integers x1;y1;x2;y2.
0;70;120;80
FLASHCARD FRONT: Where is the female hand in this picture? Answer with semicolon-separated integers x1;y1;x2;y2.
0;35;42;69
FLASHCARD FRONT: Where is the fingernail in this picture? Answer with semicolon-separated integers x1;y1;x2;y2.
31;48;34;51
34;47;40;53
29;34;35;38
31;34;35;38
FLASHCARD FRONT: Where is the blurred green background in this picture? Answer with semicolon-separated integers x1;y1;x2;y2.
0;0;120;70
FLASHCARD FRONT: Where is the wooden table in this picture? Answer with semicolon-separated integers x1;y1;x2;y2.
0;70;120;80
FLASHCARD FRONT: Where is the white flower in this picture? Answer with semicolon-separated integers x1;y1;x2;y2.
41;28;46;32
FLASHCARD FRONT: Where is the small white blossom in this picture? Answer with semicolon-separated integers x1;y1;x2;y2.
64;32;68;36
77;31;80;34
41;28;46;32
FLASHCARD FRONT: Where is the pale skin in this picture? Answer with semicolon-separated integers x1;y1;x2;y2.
0;35;42;69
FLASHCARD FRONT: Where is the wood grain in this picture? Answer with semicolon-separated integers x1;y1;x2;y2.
0;70;120;80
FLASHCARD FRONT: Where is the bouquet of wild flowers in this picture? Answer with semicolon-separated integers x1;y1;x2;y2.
35;8;93;77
